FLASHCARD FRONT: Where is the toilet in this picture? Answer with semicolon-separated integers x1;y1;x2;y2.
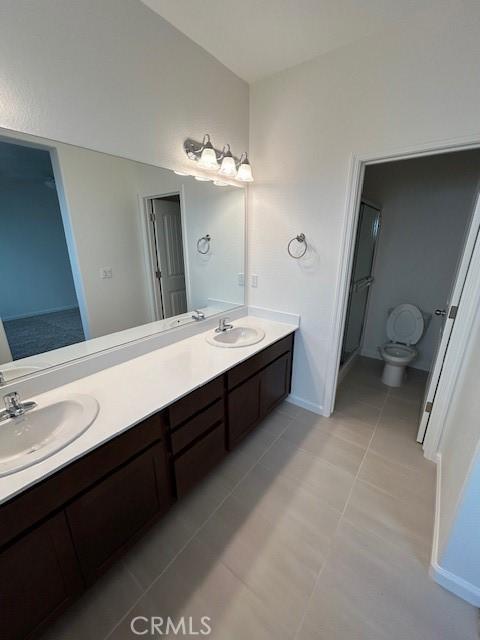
379;303;426;387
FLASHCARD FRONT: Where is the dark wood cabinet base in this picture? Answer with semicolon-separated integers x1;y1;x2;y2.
0;332;294;640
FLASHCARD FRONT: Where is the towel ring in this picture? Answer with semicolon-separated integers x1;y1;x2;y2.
287;233;307;259
197;234;211;254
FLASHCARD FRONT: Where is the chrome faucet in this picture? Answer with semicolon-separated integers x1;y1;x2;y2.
215;317;234;333
0;392;37;423
191;309;206;321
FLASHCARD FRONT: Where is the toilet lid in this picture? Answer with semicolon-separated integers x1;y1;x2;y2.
386;304;424;345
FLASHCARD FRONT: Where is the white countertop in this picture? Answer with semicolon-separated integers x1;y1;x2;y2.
0;315;297;505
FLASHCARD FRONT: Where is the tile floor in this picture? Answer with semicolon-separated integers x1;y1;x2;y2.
43;357;479;639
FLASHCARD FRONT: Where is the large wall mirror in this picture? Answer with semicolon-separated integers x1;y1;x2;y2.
0;129;245;384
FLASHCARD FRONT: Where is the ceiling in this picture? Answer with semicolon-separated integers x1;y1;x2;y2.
141;0;453;83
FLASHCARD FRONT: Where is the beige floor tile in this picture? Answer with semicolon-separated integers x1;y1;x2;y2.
334;394;382;426
260;437;355;511
232;462;340;559
197;495;320;634
42;563;143;640
336;380;388;410
297;520;478;640
297;410;375;448
122;504;196;590
370;419;426;471
344;479;434;563
359;450;436;510
274;400;307;419
282;421;366;475
382;394;423;423
174;471;234;530
111;537;290;640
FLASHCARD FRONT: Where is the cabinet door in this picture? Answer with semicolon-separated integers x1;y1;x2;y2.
0;512;83;640
260;353;291;417
227;373;261;448
67;442;171;584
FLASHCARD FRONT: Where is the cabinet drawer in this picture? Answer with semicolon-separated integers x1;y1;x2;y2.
174;424;226;497
227;334;294;390
0;512;83;640
171;399;224;455
169;376;224;428
66;442;171;584
227;373;261;448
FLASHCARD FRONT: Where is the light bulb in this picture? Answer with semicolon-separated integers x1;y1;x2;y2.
198;135;219;170
219;145;237;177
236;153;253;182
174;170;189;176
213;180;228;186
194;175;211;181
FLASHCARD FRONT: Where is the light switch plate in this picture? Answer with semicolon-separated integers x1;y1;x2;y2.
238;273;245;286
250;274;258;288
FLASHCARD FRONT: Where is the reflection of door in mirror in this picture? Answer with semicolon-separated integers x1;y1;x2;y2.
0;139;87;361
150;196;187;319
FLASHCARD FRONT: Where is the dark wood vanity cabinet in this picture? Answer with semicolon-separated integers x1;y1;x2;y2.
227;335;293;448
0;331;294;640
0;512;83;640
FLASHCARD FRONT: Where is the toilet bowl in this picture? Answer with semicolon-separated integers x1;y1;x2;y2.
379;304;425;387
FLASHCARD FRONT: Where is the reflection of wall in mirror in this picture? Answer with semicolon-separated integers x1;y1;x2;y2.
183;180;244;310
55;145;245;339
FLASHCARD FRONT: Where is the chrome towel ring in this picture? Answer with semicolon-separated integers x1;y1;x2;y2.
288;233;307;258
197;234;211;254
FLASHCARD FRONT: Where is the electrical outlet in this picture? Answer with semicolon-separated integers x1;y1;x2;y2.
238;273;245;286
100;267;113;279
250;274;258;288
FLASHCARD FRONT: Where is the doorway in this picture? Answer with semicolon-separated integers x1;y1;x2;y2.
333;148;480;448
0;139;86;360
146;194;188;320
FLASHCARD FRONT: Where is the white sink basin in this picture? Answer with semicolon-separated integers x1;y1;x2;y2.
0;394;99;477
0;365;49;383
206;326;265;348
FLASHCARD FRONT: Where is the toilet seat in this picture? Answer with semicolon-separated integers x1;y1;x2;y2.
386;304;424;345
380;343;416;364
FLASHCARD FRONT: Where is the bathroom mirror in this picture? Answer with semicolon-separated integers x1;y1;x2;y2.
0;129;245;383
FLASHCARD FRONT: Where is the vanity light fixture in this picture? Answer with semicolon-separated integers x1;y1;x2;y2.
194;175;211;181
184;135;254;183
213;180;228;186
218;144;237;178
236;153;254;182
174;170;189;176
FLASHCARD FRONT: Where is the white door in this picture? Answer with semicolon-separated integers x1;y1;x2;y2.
151;199;187;319
417;190;480;442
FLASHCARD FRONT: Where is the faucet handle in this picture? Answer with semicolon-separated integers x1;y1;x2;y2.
4;392;21;413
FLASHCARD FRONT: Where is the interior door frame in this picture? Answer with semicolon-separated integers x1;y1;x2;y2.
139;187;192;322
325;136;480;461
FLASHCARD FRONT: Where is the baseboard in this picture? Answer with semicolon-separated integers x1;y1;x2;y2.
286;394;323;415
2;305;79;322
430;453;480;606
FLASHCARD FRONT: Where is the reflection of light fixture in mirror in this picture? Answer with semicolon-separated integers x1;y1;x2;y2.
198;134;219;170
213;180;228;186
174;170;189;176
236;153;253;182
194;175;211;181
218;144;237;178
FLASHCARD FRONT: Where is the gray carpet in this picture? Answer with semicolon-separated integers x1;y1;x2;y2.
3;308;86;360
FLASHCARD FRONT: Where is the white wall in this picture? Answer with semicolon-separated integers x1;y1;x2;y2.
0;0;248;175
360;152;480;370
249;1;480;412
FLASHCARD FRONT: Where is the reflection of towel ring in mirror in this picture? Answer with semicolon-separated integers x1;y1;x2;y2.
287;233;307;259
197;234;211;254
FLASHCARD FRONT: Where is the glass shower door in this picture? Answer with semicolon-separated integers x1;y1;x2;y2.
341;202;381;364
